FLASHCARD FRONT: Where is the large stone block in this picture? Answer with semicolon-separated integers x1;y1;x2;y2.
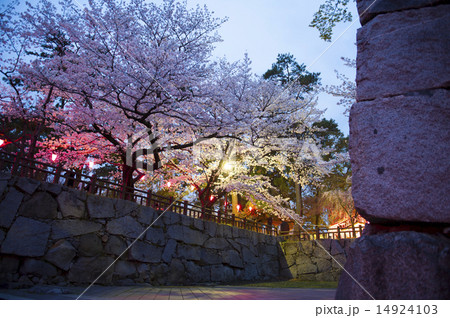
15;177;40;195
19;191;58;219
204;237;229;249
357;0;448;25
129;241;163;263
145;227;165;246
57;191;85;218
1;217;50;257
211;264;234;282
356;6;450;101
161;239;177;263
45;239;77;271
114;199;139;217
87;195;115;218
167;259;186;284
0;188;23;228
78;233;103;257
105;235;128;256
222;249;244;268
336;232;450;299
178;244;201;261
51;220;102;240
106;216;144;239
20;259;58;278
0;180;7;196
350;90;450;223
68;256;114;284
182;227;206;246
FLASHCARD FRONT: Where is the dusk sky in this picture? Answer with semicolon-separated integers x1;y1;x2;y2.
17;0;360;134
182;0;360;135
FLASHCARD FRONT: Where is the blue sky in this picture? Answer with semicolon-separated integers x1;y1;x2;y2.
183;0;360;135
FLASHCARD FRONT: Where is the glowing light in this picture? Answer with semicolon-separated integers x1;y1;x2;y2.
167;181;172;187
88;161;95;169
209;195;214;201
249;206;253;212
236;204;241;211
223;162;232;171
0;139;4;147
140;175;145;180
51;154;57;162
190;185;195;191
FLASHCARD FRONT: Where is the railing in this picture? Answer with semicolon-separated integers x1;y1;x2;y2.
0;151;277;236
0;150;364;239
279;224;364;241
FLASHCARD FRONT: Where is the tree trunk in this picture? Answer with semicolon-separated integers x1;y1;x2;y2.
295;182;303;217
121;164;136;200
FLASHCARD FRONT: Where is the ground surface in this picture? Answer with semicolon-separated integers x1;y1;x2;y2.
0;284;336;300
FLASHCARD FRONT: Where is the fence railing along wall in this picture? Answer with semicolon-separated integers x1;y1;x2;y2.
0;150;363;239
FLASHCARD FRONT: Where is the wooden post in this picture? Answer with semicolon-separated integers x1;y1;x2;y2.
243;218;246;230
231;214;235;227
217;210;221;223
53;165;62;184
337;227;341;240
146;190;152;207
359;225;363;237
352;225;357;238
315;227;320;240
169;197;174;212
183;200;188;215
89;174;97;194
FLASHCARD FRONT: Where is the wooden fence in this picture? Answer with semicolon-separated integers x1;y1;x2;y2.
0;150;364;239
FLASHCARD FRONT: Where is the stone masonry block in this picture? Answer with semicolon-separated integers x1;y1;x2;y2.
1;217;50;257
19;191;58;219
350;90;450;223
336;232;450;299
0;188;23;228
357;0;448;25
356;5;450;101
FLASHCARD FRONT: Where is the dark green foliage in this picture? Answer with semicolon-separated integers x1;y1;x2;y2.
263;53;320;99
309;0;353;42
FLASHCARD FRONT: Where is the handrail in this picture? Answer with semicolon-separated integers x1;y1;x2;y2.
0;151;278;236
0;150;365;239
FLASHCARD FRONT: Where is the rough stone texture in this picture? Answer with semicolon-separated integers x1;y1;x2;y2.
20;259;58;278
15;177;40;195
105;235;128;256
0;175;349;287
145;227;165;246
68;256;114;284
107;216;144;239
350;90;450;223
19;191;58;219
1;217;50;257
45;240;77;271
115;199;139;218
78;233;103;257
0;229;5;244
357;0;448;25
114;261;136;278
280;240;352;281
129;241;163;263
161;239;177;263
356;6;450;102
0;188;24;228
336;232;450;299
87;195;115;218
51;220;102;240
0;181;8;196
57;191;85;218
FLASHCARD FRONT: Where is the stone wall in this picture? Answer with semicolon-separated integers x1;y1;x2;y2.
337;0;450;299
0;174;282;287
280;240;353;281
0;173;352;288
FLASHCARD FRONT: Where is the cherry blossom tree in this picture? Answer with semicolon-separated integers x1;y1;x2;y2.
1;0;229;189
